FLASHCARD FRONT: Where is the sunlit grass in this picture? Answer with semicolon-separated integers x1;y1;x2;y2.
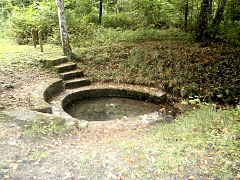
0;38;63;67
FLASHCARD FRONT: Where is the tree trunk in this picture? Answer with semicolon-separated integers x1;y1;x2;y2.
184;0;189;31
208;0;214;22
195;0;212;42
99;0;103;25
212;0;228;27
55;0;72;56
209;0;228;39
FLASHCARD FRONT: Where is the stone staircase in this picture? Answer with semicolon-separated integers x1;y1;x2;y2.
44;56;91;89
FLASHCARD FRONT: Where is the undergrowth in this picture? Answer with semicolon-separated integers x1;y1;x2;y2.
72;28;192;47
74;29;240;105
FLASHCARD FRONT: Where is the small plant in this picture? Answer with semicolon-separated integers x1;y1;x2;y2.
188;96;201;105
29;150;49;162
78;152;92;169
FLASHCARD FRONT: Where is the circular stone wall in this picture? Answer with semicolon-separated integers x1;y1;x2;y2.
62;88;167;121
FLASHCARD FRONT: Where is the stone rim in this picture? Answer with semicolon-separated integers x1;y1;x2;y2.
51;84;167;121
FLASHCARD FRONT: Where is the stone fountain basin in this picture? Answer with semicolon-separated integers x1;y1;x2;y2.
29;79;167;125
51;83;167;121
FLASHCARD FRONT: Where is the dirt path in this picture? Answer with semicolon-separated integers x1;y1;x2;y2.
0;66;57;109
0;112;188;180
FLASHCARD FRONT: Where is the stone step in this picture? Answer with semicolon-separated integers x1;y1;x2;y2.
64;78;91;89
60;70;84;80
44;56;68;67
54;62;77;73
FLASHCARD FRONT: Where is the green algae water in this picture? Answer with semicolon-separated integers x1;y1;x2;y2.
65;97;159;121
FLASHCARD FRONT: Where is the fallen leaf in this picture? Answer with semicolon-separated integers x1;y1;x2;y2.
123;157;134;164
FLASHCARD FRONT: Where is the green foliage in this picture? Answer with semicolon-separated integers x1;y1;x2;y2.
65;0;94;16
188;96;201;105
210;87;237;105
220;22;240;45
225;0;240;22
5;1;57;44
102;13;138;29
135;0;175;28
1;0;240;45
84;12;99;24
0;1;13;21
68;18;96;45
72;27;191;48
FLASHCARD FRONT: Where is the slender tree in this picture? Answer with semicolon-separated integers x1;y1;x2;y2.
99;0;103;25
212;0;228;26
209;0;228;39
195;0;212;42
208;0;214;22
184;0;189;31
56;0;72;56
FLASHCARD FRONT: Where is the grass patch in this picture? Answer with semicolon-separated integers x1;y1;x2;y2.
0;38;62;68
112;139;137;149
23;119;75;138
29;150;49;162
144;104;240;177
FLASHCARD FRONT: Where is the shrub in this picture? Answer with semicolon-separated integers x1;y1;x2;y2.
102;13;138;29
67;18;96;45
84;13;99;25
221;22;240;46
6;2;58;44
135;0;176;28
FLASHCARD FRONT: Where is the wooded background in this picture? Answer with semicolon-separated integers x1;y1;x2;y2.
0;0;239;45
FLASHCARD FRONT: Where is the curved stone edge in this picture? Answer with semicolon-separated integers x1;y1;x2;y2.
50;85;167;122
29;78;63;114
62;88;167;109
44;79;64;102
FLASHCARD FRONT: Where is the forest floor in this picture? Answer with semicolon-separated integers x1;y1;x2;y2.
0;38;239;179
76;39;240;105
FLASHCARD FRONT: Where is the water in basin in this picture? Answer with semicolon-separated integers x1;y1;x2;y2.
65;97;160;121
